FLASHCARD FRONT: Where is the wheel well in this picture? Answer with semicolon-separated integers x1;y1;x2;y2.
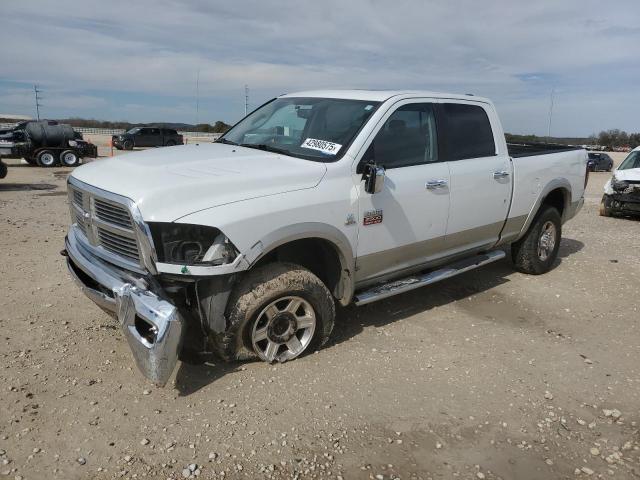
253;238;343;300
541;188;568;217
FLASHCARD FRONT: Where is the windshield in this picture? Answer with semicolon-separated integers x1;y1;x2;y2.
220;97;380;161
618;150;640;170
126;127;141;135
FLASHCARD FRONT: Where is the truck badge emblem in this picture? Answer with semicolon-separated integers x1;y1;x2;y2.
363;209;383;226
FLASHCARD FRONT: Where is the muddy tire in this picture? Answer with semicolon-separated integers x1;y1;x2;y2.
511;206;562;275
220;263;335;363
599;194;612;217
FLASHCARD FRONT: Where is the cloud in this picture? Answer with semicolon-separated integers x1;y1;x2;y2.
0;0;638;135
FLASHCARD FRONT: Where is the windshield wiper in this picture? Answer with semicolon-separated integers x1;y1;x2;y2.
216;138;238;145
239;143;289;155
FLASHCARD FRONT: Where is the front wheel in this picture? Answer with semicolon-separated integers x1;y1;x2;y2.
221;263;335;363
511;206;562;275
0;161;7;179
599;194;612;217
123;140;133;150
36;150;57;167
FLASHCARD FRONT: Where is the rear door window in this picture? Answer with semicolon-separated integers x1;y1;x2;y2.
442;103;496;160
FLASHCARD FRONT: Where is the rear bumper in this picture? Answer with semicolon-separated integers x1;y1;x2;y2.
64;230;184;385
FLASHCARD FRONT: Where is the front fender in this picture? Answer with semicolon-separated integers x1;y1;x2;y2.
246;222;356;305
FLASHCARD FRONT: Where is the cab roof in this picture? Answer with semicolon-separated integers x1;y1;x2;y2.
280;89;492;104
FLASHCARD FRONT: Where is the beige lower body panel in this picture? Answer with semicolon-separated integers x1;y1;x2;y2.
355;218;525;288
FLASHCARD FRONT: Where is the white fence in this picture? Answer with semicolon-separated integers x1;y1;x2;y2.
0;123;222;139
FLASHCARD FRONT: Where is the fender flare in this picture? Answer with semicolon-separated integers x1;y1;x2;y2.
245;222;356;305
517;178;572;240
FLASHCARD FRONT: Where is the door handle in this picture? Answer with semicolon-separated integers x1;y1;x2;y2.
425;179;448;190
493;170;510;179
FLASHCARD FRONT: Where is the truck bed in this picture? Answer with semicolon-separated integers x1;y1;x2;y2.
507;142;583;158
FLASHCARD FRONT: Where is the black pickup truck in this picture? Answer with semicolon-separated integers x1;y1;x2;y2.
112;127;184;150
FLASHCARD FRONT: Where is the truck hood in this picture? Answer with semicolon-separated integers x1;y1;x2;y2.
71;143;327;221
612;168;640;181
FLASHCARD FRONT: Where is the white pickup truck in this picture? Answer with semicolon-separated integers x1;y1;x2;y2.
63;90;587;385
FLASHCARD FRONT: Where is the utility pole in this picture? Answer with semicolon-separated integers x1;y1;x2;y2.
34;85;42;120
547;87;555;139
195;69;200;125
244;84;249;117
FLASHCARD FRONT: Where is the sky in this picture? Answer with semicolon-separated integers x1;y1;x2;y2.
1;0;639;137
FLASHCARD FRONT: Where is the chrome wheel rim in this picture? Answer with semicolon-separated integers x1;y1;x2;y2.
62;152;77;166
538;221;556;261
40;153;55;166
251;296;316;363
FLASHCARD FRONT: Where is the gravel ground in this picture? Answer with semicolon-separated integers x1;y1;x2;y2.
0;152;639;480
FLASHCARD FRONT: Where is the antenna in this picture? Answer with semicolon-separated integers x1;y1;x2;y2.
34;85;42;120
547;87;555;138
244;84;249;117
195;69;200;125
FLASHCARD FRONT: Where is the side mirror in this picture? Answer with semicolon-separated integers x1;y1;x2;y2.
363;163;385;194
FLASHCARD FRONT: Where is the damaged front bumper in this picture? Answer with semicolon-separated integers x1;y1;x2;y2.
608;193;640;214
64;230;184;385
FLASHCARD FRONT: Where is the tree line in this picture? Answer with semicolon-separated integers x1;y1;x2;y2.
589;130;640;149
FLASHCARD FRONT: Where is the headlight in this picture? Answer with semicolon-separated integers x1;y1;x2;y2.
148;223;238;266
612;180;629;192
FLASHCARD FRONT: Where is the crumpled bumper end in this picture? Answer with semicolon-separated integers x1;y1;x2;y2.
64;231;184;386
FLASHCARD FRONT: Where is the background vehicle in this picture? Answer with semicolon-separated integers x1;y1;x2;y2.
587;152;613;171
600;147;640;217
63;90;587;385
0;120;97;167
112;127;184;150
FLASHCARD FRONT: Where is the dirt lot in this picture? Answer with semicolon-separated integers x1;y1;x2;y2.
0;152;639;480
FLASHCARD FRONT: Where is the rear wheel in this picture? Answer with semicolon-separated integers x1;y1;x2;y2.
36;150;57;167
60;150;80;167
221;263;335;363
511;206;562;275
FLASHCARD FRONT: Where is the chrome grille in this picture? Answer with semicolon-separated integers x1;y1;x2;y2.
75;211;87;235
97;227;140;261
72;190;83;208
68;184;141;267
94;199;133;229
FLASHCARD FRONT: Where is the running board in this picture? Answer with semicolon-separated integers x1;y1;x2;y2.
354;250;506;306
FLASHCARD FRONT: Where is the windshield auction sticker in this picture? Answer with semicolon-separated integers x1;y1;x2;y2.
300;138;342;155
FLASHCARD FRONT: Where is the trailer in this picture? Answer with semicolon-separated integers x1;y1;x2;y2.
0;120;98;167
